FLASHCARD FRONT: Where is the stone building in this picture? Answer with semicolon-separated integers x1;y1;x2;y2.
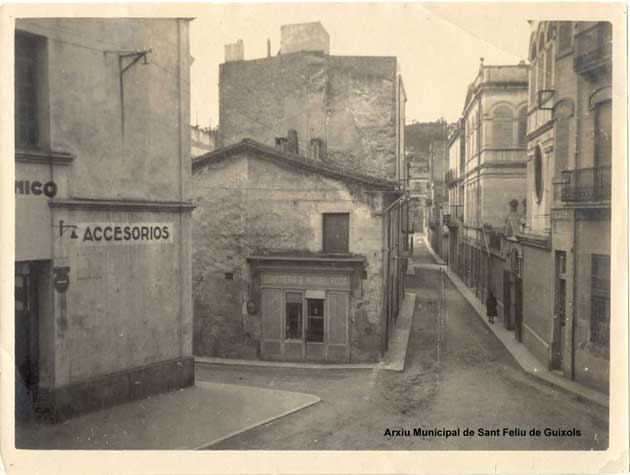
191;125;217;158
405;121;447;233
14;19;194;423
513;21;612;393
459;61;529;304
218;22;407;185
192;139;402;363
193;22;409;363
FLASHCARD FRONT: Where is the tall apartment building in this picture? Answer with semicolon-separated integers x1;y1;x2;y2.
14;19;194;424
512;21;612;393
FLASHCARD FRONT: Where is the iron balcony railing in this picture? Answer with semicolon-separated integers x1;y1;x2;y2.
574;22;612;76
561;166;611;203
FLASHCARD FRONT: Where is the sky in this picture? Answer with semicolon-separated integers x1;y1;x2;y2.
189;3;532;127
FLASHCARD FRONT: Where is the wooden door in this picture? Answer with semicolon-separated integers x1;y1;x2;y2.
326;291;349;362
261;288;283;360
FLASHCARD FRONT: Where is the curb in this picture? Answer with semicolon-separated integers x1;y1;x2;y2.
420;237;608;409
191;382;321;449
195;293;416;373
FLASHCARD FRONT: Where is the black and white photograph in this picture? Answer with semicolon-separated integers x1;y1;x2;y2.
1;2;627;474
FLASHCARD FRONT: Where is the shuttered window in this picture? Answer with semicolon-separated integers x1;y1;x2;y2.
323;213;350;254
15;32;40;147
595;101;612;167
591;254;610;350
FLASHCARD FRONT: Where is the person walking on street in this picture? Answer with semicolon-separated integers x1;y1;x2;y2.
486;290;498;324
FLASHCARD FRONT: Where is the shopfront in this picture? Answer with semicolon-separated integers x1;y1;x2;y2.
259;268;351;363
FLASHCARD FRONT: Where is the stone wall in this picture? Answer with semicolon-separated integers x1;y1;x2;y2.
192;151;386;362
218;53;398;181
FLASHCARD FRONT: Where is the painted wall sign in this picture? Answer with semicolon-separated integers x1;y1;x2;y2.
15;180;57;198
261;272;350;290
62;222;175;245
53;266;70;293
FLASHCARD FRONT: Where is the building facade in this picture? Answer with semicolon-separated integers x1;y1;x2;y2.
427;131;450;259
192;140;402;363
459;62;529;305
445;119;466;274
516;21;612;393
14;19;194;423
192;22;409;364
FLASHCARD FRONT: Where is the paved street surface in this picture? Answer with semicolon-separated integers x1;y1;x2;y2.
199;238;609;450
16;382;319;450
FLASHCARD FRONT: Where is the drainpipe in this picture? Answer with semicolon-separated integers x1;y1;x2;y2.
570;68;581;381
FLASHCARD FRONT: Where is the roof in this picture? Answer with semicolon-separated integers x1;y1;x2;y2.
192;139;399;190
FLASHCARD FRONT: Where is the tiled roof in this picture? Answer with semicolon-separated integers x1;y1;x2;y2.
192;138;399;190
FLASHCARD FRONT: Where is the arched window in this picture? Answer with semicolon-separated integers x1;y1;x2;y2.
493;105;513;148
553;100;573;175
547;22;555;42
517;107;528;147
534;145;544;203
544;43;554;89
529;33;537;61
557;21;573;54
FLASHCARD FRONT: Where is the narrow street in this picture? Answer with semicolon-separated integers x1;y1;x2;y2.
198;238;608;450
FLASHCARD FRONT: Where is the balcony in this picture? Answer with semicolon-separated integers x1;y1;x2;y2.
574;22;612;78
561;166;611;204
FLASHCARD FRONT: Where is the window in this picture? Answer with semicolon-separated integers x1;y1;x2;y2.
530;63;538;106
285;292;303;339
544;44;554;88
517;107;528;147
493;105;514;148
534;145;544;203
323;213;350;254
591;254;610;350
553;101;573;173
306;298;325;342
594;101;612;167
557;22;573;54
15;32;42;148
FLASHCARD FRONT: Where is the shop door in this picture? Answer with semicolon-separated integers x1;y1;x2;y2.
325;291;349;362
15;263;39;420
305;292;326;361
261;288;284;360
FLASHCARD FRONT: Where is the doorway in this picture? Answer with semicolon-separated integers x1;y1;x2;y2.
15;262;39;421
551;251;567;370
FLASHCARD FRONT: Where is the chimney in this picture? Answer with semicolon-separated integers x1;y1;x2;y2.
225;39;244;62
310;138;325;160
275;137;288;152
287;129;299;154
267;38;271;58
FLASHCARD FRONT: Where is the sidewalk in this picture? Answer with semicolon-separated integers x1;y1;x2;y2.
196;292;416;373
418;235;609;409
16;381;320;450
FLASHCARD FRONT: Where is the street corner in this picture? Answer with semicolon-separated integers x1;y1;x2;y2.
16;382;320;450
